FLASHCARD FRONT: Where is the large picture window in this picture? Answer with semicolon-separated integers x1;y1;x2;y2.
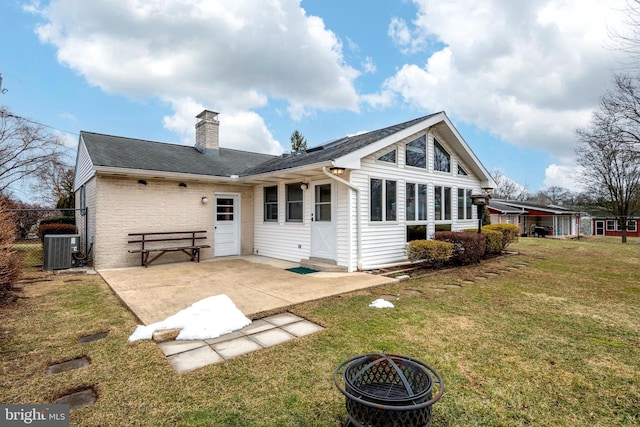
457;188;473;219
434;140;451;172
371;178;397;221
264;186;278;221
435;186;451;220
406;183;427;221
286;183;303;222
405;135;426;168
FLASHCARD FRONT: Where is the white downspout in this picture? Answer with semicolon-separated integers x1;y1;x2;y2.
322;166;362;271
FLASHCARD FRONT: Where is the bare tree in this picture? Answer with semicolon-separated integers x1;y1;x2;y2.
609;0;640;71
31;159;74;208
491;169;529;200
531;186;575;206
0;108;66;196
575;75;640;243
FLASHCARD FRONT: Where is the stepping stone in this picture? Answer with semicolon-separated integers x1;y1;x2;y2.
460;280;474;285
250;328;296;347
212;336;263;360
475;276;488;280
53;387;97;411
264;312;304;326
167;346;224;373
240;319;276;335
485;272;498;277
396;275;411;281
444;284;461;289
281;320;324;337
78;332;108;344
430;288;447;292
158;340;206;357
379;294;399;301
401;289;422;295
46;357;90;375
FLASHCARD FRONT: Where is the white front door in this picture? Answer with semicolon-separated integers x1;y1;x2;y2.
214;194;240;256
311;182;335;260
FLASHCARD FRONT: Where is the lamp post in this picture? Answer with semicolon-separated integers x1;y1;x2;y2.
470;188;493;233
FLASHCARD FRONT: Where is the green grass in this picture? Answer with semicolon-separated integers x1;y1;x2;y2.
1;237;639;426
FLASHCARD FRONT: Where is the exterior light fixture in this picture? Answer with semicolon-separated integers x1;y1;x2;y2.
201;196;209;204
300;183;309;190
329;167;346;176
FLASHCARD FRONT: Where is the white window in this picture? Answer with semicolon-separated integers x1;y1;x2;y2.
377;149;396;164
434;140;451;172
457;188;473;219
405;135;426;168
264;186;278;222
286;183;303;222
370;178;397;221
435;186;451;220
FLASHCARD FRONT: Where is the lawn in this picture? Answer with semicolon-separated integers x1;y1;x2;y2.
1;237;638;426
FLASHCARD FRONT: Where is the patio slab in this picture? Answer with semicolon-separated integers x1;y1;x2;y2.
99;256;396;325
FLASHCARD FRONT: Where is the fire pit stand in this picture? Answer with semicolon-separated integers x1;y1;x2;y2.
334;353;444;427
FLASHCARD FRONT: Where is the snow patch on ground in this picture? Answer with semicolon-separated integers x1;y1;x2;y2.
369;298;394;309
128;294;251;341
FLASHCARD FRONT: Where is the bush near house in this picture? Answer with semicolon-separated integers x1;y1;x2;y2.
434;231;486;265
38;217;77;242
404;239;454;265
464;228;503;255
0;207;21;304
483;223;520;250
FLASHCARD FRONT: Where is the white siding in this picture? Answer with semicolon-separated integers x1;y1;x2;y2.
353;128;484;270
254;182;312;263
73;138;95;191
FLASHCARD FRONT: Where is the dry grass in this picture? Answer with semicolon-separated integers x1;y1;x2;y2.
1;236;639;426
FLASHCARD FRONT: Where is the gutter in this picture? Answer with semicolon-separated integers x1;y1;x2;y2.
322;166;362;271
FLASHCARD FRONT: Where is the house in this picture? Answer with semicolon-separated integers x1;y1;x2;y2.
488;199;581;237
591;217;640;237
73;110;496;272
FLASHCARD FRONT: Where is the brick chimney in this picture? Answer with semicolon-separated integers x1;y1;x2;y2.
195;110;220;156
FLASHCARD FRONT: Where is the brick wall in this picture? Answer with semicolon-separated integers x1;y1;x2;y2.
93;175;254;269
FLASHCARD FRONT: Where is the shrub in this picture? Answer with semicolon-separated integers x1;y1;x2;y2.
404;239;454;265
483;224;520;249
40;216;76;226
463;228;503;255
0;206;21;305
434;231;486;265
38;223;78;242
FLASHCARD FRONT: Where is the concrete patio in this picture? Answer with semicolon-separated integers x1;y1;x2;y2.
99;255;397;325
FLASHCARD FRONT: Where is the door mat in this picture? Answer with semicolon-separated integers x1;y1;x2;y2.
286;267;318;275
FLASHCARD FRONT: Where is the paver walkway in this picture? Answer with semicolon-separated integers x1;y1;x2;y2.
158;312;324;373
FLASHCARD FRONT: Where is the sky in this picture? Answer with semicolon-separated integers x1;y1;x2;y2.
0;0;633;202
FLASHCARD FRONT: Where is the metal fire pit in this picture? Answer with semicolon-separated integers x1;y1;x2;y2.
334;353;444;427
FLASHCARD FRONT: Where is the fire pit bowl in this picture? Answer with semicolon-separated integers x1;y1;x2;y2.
334;353;444;427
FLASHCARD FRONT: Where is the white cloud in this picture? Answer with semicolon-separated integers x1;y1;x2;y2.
382;0;627;159
543;163;585;192
31;0;359;144
163;97;282;155
362;56;377;74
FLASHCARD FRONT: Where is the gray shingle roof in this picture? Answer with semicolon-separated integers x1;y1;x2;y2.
81;132;276;177
242;113;440;175
81;112;440;178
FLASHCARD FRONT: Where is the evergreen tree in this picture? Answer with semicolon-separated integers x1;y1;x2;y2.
290;130;307;153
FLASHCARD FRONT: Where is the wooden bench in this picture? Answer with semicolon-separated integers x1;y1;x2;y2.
128;231;211;267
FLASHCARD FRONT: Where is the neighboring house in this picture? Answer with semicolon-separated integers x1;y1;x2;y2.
591;217;640;237
73;110;496;271
488;200;581;237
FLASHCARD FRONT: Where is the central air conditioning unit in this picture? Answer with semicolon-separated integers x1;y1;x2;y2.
43;234;80;270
